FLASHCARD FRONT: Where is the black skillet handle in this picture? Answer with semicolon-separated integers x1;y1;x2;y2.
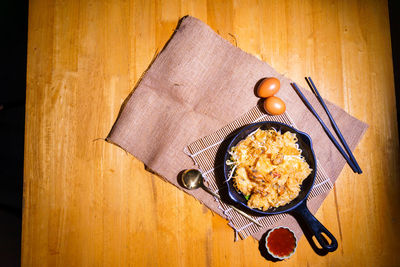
292;201;338;252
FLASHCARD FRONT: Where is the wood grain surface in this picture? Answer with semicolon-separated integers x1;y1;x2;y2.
23;0;399;266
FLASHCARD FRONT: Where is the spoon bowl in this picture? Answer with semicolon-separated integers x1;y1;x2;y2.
181;169;202;190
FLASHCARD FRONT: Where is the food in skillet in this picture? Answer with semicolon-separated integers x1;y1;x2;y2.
227;128;312;211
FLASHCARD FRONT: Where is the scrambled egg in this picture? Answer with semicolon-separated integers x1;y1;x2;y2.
228;128;312;211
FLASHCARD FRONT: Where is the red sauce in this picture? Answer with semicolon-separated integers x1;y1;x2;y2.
267;228;296;258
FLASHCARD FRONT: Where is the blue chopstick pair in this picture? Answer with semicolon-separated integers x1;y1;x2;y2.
291;78;362;174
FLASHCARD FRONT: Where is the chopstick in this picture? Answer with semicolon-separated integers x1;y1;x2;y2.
291;82;361;174
306;77;362;174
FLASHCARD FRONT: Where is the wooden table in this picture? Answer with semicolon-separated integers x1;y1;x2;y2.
23;0;399;266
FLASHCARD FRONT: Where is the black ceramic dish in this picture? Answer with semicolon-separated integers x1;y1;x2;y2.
223;121;338;252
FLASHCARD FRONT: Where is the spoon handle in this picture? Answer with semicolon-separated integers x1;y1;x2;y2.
203;187;262;227
230;204;263;227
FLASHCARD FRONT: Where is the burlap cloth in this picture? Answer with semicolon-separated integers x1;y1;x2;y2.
107;16;367;241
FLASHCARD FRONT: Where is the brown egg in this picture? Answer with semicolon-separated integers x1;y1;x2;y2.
257;77;280;98
264;96;286;115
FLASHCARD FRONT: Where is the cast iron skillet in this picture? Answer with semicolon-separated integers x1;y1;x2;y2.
223;121;338;252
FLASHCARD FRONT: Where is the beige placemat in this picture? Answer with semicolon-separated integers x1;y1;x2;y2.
185;105;333;240
107;16;368;241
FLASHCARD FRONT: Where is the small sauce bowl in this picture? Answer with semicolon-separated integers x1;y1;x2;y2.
265;227;297;260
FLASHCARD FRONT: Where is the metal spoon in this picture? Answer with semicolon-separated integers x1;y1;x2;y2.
181;169;262;227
